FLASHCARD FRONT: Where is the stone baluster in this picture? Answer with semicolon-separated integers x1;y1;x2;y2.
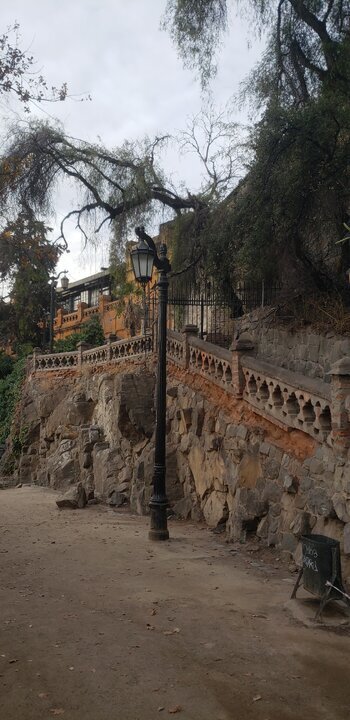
32;347;42;373
330;357;350;456
76;341;90;368
181;325;199;369
106;333;117;361
230;332;255;398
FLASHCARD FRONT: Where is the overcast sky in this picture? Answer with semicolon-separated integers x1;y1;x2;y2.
1;1;264;283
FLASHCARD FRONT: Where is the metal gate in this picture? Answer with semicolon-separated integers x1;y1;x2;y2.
147;277;281;349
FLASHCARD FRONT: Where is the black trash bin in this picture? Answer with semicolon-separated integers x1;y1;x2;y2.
291;533;350;620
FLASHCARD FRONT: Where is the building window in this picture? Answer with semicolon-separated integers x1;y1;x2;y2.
89;288;99;307
72;294;80;311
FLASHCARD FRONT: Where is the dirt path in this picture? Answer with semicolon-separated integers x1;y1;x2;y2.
0;486;349;720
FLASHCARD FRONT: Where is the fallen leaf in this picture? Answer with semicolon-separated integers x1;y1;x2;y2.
251;613;267;619
168;706;182;714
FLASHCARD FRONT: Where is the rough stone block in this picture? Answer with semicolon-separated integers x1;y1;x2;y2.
215;416;227;436
226;424;237;439
204;434;220;452
307;487;334;517
262;481;283;503
237;452;263;489
82;452;92;469
236;425;248;441
167;386;178;398
309;458;325;475
56;482;87;510
282;473;297;494
300;475;313;492
290;511;312;537
259;442;271;456
202;491;228;528
294;493;307;509
108;490;126;507
281;532;298;554
172;496;192;520
256;515;269;539
332;493;350;523
344;523;350;554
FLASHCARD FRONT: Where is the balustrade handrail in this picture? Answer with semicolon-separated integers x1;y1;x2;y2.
189;335;232;363
31;331;350;450
241;355;331;402
167;329;183;342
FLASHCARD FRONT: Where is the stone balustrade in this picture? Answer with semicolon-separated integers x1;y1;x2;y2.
81;344;108;366
241;356;332;444
59;311;79;325
109;334;153;361
31;327;350;453
166;329;186;367
33;348;79;371
32;335;153;373
188;336;234;393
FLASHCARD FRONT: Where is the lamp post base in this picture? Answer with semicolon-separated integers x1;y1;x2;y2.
149;502;169;541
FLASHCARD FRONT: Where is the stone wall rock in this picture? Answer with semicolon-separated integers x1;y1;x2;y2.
2;358;350;584
234;311;350;383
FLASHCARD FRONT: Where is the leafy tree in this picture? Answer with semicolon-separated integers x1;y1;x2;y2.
0;108;239;260
0;3;349;297
0;205;60;346
163;1;350;101
163;1;350;290
0;22;69;111
162;0;228;88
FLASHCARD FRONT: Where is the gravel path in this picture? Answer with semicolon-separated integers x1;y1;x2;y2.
0;486;349;720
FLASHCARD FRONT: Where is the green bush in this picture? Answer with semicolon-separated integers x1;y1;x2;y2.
0;356;26;446
0;351;14;380
53;316;105;353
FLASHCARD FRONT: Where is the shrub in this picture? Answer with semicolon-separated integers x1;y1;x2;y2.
53;316;105;353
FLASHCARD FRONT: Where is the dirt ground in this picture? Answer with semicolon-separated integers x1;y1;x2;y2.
0;486;349;720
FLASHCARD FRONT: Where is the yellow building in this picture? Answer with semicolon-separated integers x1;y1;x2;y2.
54;269;131;340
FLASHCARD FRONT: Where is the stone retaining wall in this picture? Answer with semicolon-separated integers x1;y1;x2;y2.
2;360;350;583
235;310;350;383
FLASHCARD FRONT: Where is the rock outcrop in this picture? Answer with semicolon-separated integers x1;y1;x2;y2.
1;359;350;582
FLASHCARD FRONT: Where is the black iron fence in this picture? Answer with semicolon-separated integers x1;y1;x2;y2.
148;278;281;349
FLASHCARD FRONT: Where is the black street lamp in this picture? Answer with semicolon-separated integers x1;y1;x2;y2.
49;271;68;353
131;226;171;541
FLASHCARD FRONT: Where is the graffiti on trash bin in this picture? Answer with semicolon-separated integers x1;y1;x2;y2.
303;543;319;573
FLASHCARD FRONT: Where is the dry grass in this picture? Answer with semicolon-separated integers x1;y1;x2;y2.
275;290;350;335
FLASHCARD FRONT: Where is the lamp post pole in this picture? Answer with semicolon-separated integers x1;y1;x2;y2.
149;243;169;541
130;227;171;541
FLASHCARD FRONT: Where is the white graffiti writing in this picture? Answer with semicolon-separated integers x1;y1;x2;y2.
304;544;318;558
303;556;318;572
